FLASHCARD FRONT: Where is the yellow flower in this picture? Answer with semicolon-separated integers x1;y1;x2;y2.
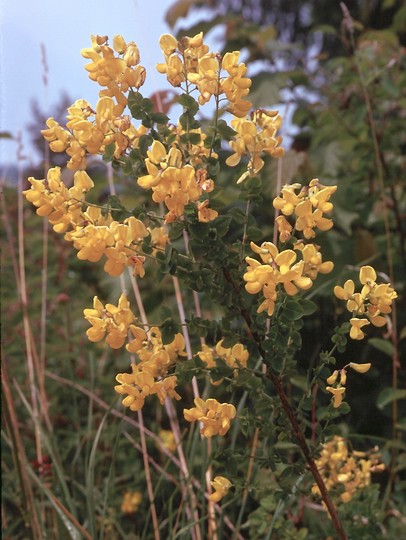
84;294;137;349
113;35;127;54
126;325;148;353
183;397;236;437
197;200;218;222
158;33;178;56
158;429;177;452
123;42;140;67
326;370;339;386
334;266;397;337
273;180;336;239
198;340;249;385
349;317;370;340
273;184;302;216
348;362;371;373
226;111;284;183
295;242;334;280
23;167;94;233
326;386;346;408
275;215;293;243
244;241;312;314
295;200;333;239
209;476;232;502
312;436;384;504
153;376;182;404
121;491;142;514
115;365;155;411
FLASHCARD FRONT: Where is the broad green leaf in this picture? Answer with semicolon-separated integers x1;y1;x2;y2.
368;337;394;357
377;388;406;409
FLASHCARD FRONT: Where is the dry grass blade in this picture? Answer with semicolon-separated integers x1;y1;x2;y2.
2;356;42;539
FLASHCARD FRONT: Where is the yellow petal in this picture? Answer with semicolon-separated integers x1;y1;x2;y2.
349;362;371;373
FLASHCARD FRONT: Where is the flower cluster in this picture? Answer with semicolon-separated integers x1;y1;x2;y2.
209;476;232;502
326;362;371;408
132;326;187;377
42;98;148;170
226;109;284;184
197;340;249;384
24;165;153;277
114;327;186;411
183;397;236;437
244;241;314;316
157;32;252;116
312;436;384;504
81;34;146;115
273;179;337;240
41;34;147;170
23;167;94;233
84;294;141;349
115;363;181;412
66;213;149;277
137;140;217;222
334;265;397;340
294;242;334;280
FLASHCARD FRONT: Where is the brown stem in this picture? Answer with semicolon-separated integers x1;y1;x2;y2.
223;268;348;540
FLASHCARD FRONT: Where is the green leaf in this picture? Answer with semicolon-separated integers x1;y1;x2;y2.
128;90;143;118
178;93;199;114
102;142;116;162
161;318;179;344
246;226;263;241
160;305;172;321
368;338;394;357
377;388;406;409
180;132;202;145
229;207;246;224
289;375;308;392
151;112;170;124
211;215;232;238
106;195;127;221
138;134;154;155
249;71;289;107
168;221;184;240
300;299;318;316
282;299;304;321
141;97;154;112
216;119;237;140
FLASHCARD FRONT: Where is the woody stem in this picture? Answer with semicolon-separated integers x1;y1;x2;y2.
222;268;348;540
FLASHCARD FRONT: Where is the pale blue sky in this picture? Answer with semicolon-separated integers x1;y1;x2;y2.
1;0;198;164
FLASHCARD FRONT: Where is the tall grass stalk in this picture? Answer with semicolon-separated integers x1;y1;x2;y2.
17;137;42;456
129;272;203;539
2;357;42;539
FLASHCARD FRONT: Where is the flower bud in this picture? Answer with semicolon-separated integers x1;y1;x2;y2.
113;35;127;54
124;42;140;66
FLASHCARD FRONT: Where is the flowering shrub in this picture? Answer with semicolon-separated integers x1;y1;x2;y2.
22;31;400;539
